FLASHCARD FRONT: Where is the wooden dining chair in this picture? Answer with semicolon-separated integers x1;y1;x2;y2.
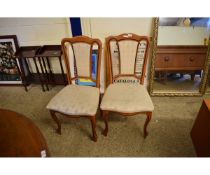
46;36;102;142
100;33;154;138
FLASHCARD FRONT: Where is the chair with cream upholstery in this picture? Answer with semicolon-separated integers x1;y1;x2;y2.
46;36;102;142
100;33;154;138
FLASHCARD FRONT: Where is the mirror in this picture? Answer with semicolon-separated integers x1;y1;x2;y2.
149;18;210;96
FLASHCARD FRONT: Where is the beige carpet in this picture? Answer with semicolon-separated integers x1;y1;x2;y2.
1;84;210;157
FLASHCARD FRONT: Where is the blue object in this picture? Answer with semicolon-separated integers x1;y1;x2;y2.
77;53;97;86
70;18;82;37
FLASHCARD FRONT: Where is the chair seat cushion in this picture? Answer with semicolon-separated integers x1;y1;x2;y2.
100;83;154;113
46;85;100;116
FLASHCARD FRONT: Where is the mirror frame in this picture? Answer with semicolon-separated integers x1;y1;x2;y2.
204;40;210;94
149;18;210;97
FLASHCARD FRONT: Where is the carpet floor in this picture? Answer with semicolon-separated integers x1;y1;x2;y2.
0;84;210;157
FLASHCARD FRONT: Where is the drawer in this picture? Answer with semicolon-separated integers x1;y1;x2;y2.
182;54;206;67
155;54;168;68
155;54;179;68
155;53;206;69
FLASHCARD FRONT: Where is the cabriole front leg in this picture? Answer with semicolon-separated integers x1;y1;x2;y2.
50;110;61;134
90;115;97;142
144;112;152;138
102;110;109;136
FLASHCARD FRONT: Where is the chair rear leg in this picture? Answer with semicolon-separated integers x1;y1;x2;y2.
102;110;109;136
50;110;61;134
90;115;97;142
144;112;152;138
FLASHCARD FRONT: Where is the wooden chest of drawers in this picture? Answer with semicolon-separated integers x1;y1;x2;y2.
191;99;210;157
155;46;208;72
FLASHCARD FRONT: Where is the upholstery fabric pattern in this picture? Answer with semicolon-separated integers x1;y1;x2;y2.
100;83;154;113
110;41;120;76
135;40;147;77
47;85;100;116
118;40;138;74
72;43;91;77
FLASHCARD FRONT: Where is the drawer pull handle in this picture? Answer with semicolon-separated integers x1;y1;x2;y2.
189;57;194;62
164;57;169;62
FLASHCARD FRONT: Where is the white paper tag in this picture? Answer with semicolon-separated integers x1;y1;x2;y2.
123;33;132;38
41;150;47;157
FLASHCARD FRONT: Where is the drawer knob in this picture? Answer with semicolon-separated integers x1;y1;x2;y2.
164;57;169;62
189;57;194;62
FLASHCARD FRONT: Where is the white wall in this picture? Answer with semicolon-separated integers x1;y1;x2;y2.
81;18;153;43
158;26;210;45
0;18;72;73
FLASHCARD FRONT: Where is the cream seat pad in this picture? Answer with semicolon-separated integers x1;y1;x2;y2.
47;85;100;116
100;83;154;113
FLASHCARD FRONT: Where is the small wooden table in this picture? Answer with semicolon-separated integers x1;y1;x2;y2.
0;109;50;157
191;99;210;157
36;45;66;90
15;46;47;91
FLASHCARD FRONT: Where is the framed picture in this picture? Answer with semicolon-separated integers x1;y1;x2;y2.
0;35;22;84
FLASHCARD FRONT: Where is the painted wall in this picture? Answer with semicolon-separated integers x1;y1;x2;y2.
158;26;210;45
0;18;72;73
81;18;153;44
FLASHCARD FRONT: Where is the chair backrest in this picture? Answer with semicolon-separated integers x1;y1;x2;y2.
105;33;150;86
61;36;102;88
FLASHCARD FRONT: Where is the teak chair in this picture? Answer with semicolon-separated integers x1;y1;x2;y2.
46;36;102;142
100;33;154;138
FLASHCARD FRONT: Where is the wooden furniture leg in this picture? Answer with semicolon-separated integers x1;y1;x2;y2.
191;73;195;81
37;57;49;91
15;58;28;91
32;57;45;92
50;110;61;134
102;110;109;136
46;57;55;84
144;112;152;138
59;56;66;85
90;115;97;142
163;71;167;84
158;72;161;82
24;58;32;77
41;57;50;87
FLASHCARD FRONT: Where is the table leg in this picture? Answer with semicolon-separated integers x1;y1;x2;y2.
41;57;50;90
46;57;55;85
163;71;167;84
41;57;49;81
191;72;195;81
32;57;45;92
16;58;28;92
59;56;66;85
158;72;161;81
37;57;49;91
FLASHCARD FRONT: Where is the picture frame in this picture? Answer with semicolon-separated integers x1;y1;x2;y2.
0;35;22;84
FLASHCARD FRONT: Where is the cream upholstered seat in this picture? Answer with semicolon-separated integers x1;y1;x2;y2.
100;83;154;113
47;36;102;142
100;33;153;139
47;85;100;116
